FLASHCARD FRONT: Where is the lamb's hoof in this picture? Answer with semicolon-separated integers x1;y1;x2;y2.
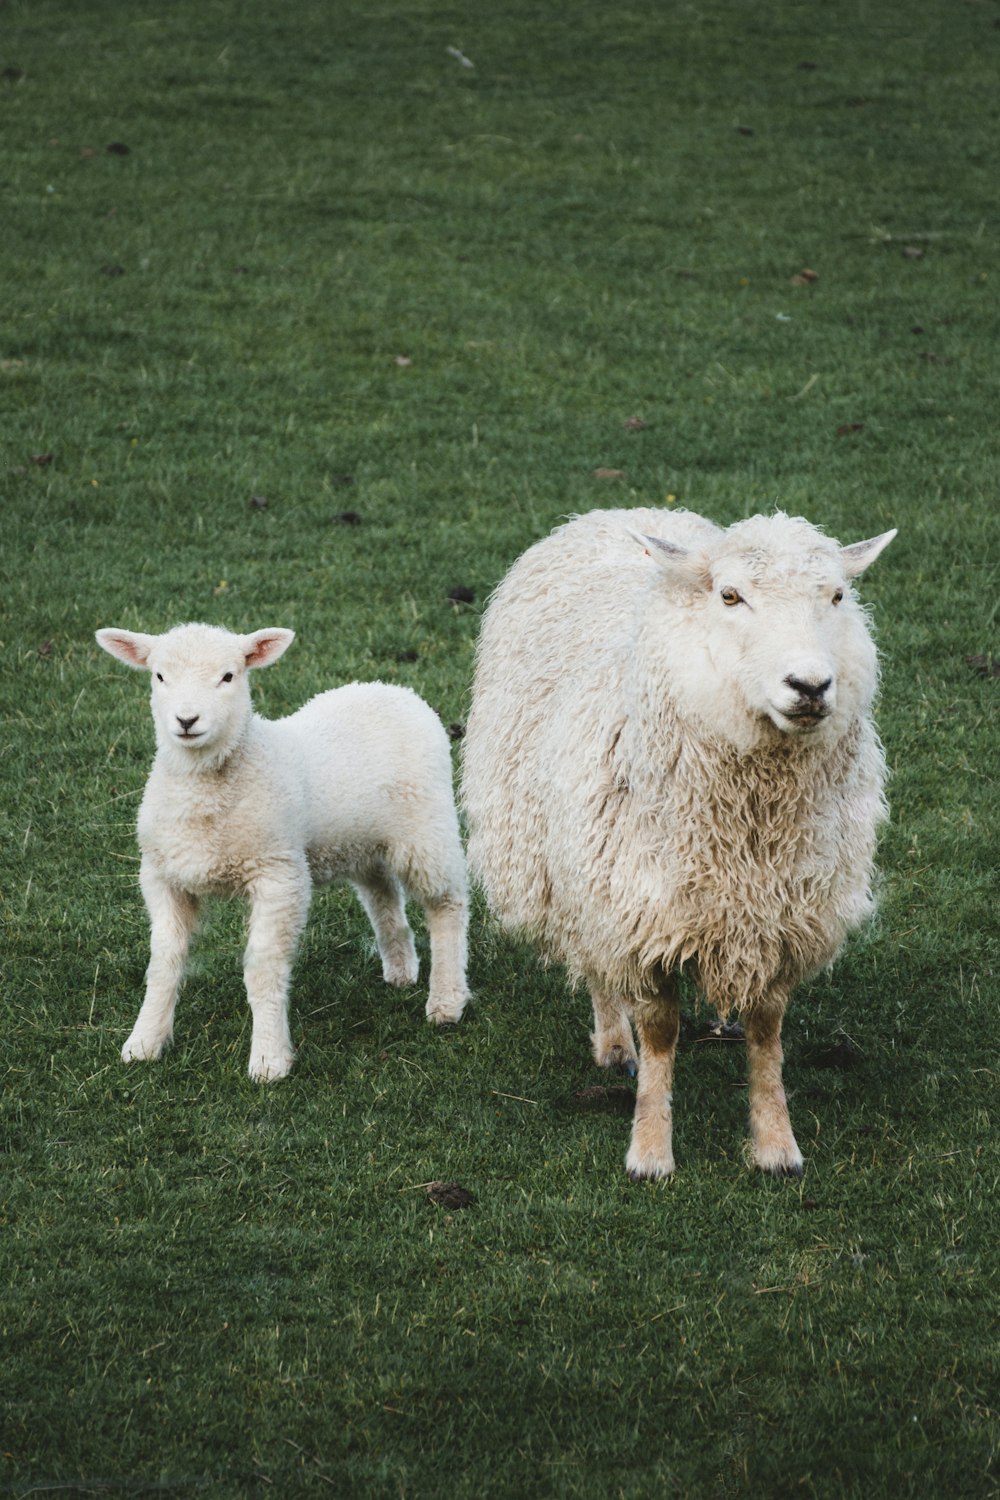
121;1034;167;1063
426;991;469;1027
249;1051;294;1083
384;962;420;988
381;939;420;988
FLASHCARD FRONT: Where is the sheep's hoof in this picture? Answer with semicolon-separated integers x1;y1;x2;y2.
761;1159;805;1180
607;1046;639;1078
753;1142;804;1178
593;1039;639;1077
625;1148;675;1181
626;1160;675;1183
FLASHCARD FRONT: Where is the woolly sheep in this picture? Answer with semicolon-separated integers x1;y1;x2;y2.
96;623;470;1080
461;507;895;1180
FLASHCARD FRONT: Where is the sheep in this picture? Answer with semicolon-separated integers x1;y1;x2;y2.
461;507;896;1180
96;623;470;1081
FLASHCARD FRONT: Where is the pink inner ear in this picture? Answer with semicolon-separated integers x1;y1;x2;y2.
98;630;152;668
244;631;291;668
114;637;144;665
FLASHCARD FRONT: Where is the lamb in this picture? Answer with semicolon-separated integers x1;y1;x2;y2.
461;507;895;1180
96;623;470;1081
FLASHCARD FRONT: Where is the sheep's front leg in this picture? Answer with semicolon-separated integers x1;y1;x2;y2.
244;867;311;1082
123;863;199;1063
625;981;680;1180
745;998;803;1177
423;891;470;1025
589;983;637;1076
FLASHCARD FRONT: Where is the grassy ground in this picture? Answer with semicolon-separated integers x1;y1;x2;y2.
2;1;998;1495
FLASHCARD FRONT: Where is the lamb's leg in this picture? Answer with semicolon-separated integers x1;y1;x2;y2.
422;891;470;1025
122;864;199;1063
353;868;419;988
745;999;803;1177
244;869;311;1082
625;981;681;1180
391;817;470;1023
589;984;637;1076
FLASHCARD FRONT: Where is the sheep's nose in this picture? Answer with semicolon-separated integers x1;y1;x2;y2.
785;674;832;702
176;714;200;733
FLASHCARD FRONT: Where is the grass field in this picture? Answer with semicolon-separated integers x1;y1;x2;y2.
2;1;998;1495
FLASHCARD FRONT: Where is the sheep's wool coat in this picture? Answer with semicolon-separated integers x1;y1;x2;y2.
461;508;888;1015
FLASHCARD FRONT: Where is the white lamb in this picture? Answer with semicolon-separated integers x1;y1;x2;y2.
96;623;470;1080
461;507;895;1180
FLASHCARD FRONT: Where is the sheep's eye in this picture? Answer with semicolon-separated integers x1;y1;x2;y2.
221;672;234;684
155;672;164;683
832;588;844;606
720;587;743;607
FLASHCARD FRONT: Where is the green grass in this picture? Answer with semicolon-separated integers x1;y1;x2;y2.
2;1;998;1495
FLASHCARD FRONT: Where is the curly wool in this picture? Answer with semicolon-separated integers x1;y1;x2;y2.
462;507;889;1017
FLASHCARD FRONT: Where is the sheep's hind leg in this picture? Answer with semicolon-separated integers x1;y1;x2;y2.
745;999;803;1177
589;983;637;1076
625;981;680;1180
422;890;470;1025
353;868;419;988
123;865;199;1064
244;870;310;1082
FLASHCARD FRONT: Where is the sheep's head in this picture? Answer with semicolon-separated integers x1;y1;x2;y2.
96;623;295;767
637;514;896;749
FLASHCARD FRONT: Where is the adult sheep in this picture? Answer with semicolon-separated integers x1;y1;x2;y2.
461;507;895;1180
97;623;470;1081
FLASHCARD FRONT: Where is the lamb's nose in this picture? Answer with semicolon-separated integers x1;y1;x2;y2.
785;674;832;702
177;714;200;733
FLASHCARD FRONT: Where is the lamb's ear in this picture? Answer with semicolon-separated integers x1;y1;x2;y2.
242;628;295;669
95;628;158;670
840;528;897;578
631;531;705;584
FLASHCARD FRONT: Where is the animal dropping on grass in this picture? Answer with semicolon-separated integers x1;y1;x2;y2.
425;1181;475;1209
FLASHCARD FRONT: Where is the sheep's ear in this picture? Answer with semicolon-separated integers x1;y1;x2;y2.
632;531;705;584
242;628;295;669
840;528;897;578
95;628;158;670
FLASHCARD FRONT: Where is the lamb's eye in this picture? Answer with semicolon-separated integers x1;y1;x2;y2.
720;587;743;607
155;672;164;683
221;672;234;684
832;588;844;606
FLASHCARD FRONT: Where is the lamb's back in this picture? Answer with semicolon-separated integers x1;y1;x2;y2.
276;682;457;872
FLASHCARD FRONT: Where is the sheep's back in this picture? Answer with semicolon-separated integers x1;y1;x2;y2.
463;509;711;951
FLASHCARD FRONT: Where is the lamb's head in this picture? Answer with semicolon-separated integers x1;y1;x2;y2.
639;513;896;750
96;623;295;767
